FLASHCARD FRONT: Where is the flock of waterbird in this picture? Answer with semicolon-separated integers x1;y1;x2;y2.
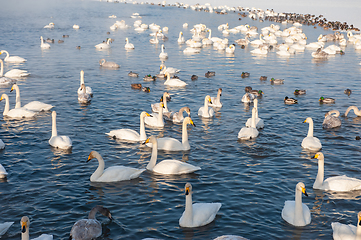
1;0;361;239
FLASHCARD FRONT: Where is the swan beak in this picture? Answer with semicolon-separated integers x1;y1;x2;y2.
313;153;319;159
21;222;27;233
143;138;150;145
87;155;93;163
303;119;307;123
0;96;2;101
190;119;196;127
146;113;151;117
185;186;190;195
10;86;14;92
302;187;308;197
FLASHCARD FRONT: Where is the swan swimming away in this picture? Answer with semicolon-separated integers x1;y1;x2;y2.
77;70;93;96
69;205;112;240
0;93;36;119
99;59;120;68
0;59;17;86
209;88;223;108
40;36;51;49
20;216;53;240
179;182;222;228
106;111;151;142
345;106;361;117
144;136;201;174
238;107;259;140
164;72;187;87
313;152;361;192
322;110;341;129
49;111;72;150
163;106;190;123
0;221;13;236
301;117;322;151
331;211;361;240
87;150;145;182
281;182;311;227
0;50;27;63
78;84;91;104
10;84;54;112
146;117;195;151
198;95;214;118
245;98;264;129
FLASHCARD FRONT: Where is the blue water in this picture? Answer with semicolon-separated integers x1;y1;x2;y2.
1;0;361;239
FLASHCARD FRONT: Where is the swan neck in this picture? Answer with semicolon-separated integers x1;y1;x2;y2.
307;120;314;137
0;60;3;76
357;221;361;240
146;139;158;170
217;91;221;102
2;94;9;115
13;84;21;108
345;106;360;116
314;159;324;189
208;30;212;38
183;192;193;225
80;71;84;86
203;97;210;117
182;120;190;149
158;105;163;125
21;226;30;240
294;188;304;225
52;113;57;137
88;207;99;220
251;109;256;128
91;152;105;181
139;114;147;141
162;93;168;111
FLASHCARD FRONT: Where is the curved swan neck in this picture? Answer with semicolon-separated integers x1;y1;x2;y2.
0;59;3;76
91;152;105;181
2;94;10;115
208;29;212;38
139;113;147;141
314;158;324;189
345;106;361;116
146;138;158;170
183;191;193;225
52;112;58;137
80;71;85;86
2;51;9;61
12;84;21;108
307;119;314;137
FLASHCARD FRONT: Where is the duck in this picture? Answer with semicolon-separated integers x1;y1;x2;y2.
159;44;168;59
322;110;341;129
143;74;156;82
345;106;361;117
77;70;93;97
311;48;328;59
178;31;185;44
198;95;214;118
40;36;51;49
20;216;53;240
241;72;250;78
209;88;222;108
270;78;284;84
259;76;267;80
164;72;187;87
294;89;306;95
146;117;195;151
69;206;112;240
0;94;37;119
151;92;171;113
131;83;142;89
245;86;252;93
99;59;120;68
0;221;13;236
205;71;216;78
344;89;352;96
250;89;263;97
125;37;135;49
238;107;259;140
144;136;201;174
43;22;54;29
128;71;139;77
10;84;54;112
245;99;264;129
191;75;198;80
241;93;255;103
0;50;27;63
87;151;145;182
95;38;111;49
49;111;72;150
226;44;236;54
142;87;150;93
78;84;91;104
302;117;322;151
319;96;335;104
313;152;361;191
331;212;361;240
179;182;222;228
284;96;298;104
144;103;165;128
281;182;311;227
164;106;191;123
183;47;201;54
106;111;151;142
0;60;17;86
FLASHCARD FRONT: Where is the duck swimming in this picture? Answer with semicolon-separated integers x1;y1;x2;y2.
294;89;306;95
284;96;297;104
319;96;335;104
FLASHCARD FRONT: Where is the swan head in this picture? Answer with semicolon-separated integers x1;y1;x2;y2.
185;182;192;195
143;135;156;145
218;88;222;95
10;84;17;92
95;205;113;220
87;151;98;162
296;182;308;197
303;117;313;124
52;110;57;119
140;111;151;118
312;152;324;161
20;216;30;233
205;95;212;104
184;107;191;115
0;93;7;102
184;117;195;127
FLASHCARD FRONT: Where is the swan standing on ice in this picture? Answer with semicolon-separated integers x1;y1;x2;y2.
209;88;222;108
281;182;311;227
238;107;259;140
69;206;112;240
0;94;36;119
179;182;222;228
302;117;322;151
49;111;72;150
125;37;134;49
20;216;53;240
331;212;361;240
144;136;201;174
0;50;27;63
77;70;93;96
87;151;145;182
198;95;214;118
322;110;341;129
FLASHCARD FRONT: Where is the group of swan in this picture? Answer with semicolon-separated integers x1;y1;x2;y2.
0;93;37;119
77;70;92;104
245;99;264;129
0;60;17;86
145;102;165;128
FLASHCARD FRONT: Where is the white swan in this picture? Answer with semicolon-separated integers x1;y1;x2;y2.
43;22;54;29
10;84;54;112
99;59;120;68
198;95;214;118
149;32;159;44
226;44;236;54
163;106;190;123
21;216;53;240
95;39;111;49
0;60;17;86
160;64;180;76
78;84;91;104
146;117;195;151
49;111;72;149
0;139;4;150
4;68;29;78
245;99;264;129
302;117;322;151
178;31;185;44
164;72;187;87
281;182;311;227
0;221;13;236
250;45;268;55
238;108;259;140
144;136;201;174
77;70;93;96
144;103;165;128
73;24;79;29
345;106;361;117
250;34;265;46
159;44;168;59
0;94;36;119
313;152;361;191
151;92;170;113
209;88;222;108
125;38;135;49
331;211;361;240
87;151;145;182
0;50;26;63
0;163;7;178
40;36;51;49
183;47;201;54
179;182;222;228
241;93;255;103
322;110;341;129
202;29;213;45
106;111;151;142
69;205;112;240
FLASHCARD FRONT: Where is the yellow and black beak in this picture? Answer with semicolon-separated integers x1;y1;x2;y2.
21;221;27;233
190;119;196;127
143;138;150;145
10;86;14;92
185;186;190;195
312;153;319;159
146;112;151;117
87;155;93;163
303;119;307;123
359;215;361;226
301;187;308;197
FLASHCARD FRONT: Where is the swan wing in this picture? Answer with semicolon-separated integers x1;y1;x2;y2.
0;222;13;236
96;166;145;182
148;137;184;151
23;101;54;112
70;219;101;240
106;129;140;141
6;108;36;119
331;222;356;240
144;113;164;127
32;234;53;240
191;203;222;227
4;69;29;78
281;200;295;225
302;203;311;225
323;175;361;192
301;137;322;151
152;160;201;174
49;136;72;149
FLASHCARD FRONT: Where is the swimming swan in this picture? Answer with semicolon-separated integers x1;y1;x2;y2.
10;84;54;112
78;84;91;104
125;37;135;49
164;73;187;87
106;111;151;142
87;150;145;182
0;163;8;178
331;211;361;240
20;216;53;240
0;50;27;63
95;38;111;49
198;95;214;118
40;36;51;49
163;106;190;123
77;70;93;96
160;64;180;76
49;111;72;150
146;117;195;151
151;92;170;113
238;108;259;140
281;182;311;227
144;102;165;128
99;59;120;68
209;88;223;108
322;110;341;129
313;152;361;191
179;182;222;228
69;205;112;240
159;44;168;59
178;31;185;44
0;60;17;86
301;117;322;151
245;98;264;129
144;136;201;174
0;222;13;236
0;94;37;119
345;106;361;117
